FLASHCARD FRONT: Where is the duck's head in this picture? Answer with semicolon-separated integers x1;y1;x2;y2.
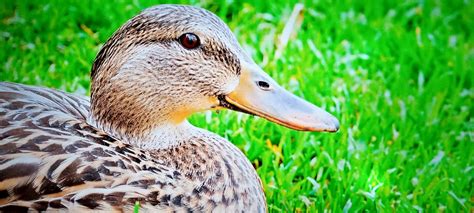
90;5;339;143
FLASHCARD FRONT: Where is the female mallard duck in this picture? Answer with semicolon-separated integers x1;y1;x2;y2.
0;4;339;212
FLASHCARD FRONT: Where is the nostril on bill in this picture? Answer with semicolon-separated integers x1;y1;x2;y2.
256;81;270;90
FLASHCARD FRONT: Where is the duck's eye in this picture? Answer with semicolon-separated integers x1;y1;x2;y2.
179;33;200;49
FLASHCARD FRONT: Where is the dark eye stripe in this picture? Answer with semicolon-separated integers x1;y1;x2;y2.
178;33;200;49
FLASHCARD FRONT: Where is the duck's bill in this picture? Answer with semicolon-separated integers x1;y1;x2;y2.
219;62;339;132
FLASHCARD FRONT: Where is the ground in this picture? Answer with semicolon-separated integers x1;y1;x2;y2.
1;0;472;211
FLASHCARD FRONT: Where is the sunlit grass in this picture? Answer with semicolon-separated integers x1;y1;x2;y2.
1;0;472;211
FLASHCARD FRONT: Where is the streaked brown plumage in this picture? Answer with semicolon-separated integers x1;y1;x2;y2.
0;4;339;212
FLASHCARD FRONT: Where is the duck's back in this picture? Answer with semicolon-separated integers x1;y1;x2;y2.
0;82;266;212
0;82;176;211
0;82;90;121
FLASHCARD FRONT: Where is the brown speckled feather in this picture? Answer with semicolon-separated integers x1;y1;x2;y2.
0;82;265;212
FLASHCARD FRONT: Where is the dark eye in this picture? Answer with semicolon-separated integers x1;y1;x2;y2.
179;33;200;49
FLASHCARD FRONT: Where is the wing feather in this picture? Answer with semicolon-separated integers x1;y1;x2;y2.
0;82;177;211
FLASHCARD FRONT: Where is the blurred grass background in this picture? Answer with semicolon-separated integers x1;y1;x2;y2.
1;0;473;211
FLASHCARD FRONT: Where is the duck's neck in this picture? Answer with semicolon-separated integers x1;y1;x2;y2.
134;120;200;149
88;115;201;150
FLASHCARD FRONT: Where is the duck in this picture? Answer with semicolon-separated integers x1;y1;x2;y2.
0;4;339;212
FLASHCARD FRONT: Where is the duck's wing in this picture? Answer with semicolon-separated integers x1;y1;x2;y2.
0;83;180;211
0;82;90;121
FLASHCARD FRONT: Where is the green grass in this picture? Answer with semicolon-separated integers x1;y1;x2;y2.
1;0;473;211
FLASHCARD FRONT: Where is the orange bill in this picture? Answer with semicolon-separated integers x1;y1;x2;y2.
219;62;339;132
